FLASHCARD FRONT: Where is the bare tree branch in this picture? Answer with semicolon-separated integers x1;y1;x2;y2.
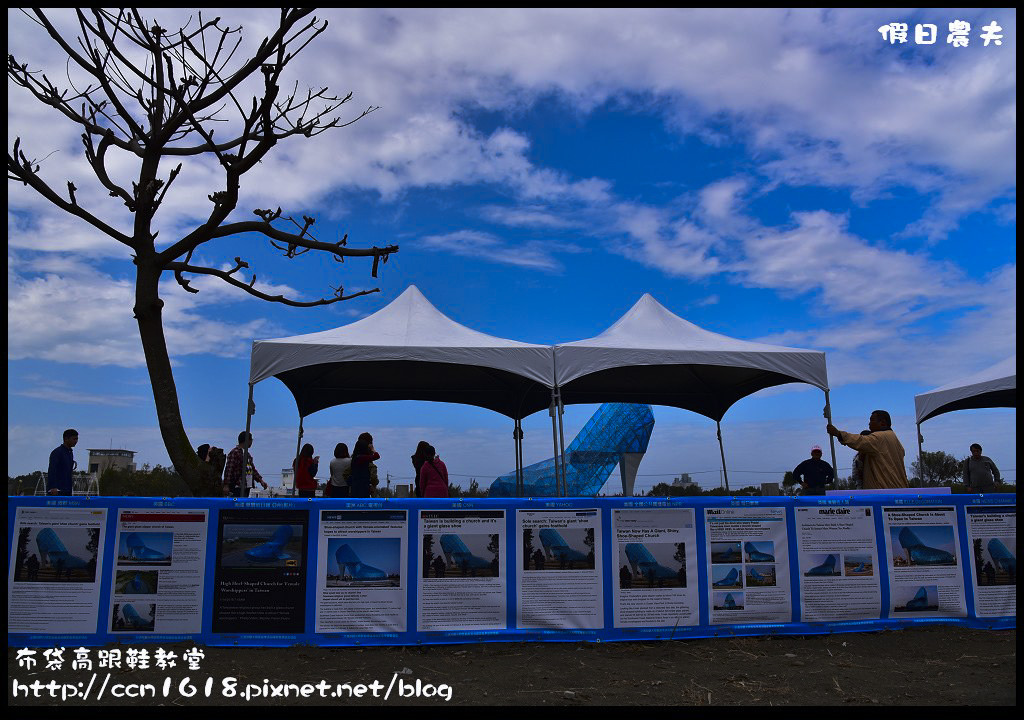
168;257;381;307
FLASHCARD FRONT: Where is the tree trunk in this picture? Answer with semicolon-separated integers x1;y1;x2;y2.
134;262;220;497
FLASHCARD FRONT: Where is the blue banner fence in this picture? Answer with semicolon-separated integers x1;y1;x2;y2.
7;494;1015;647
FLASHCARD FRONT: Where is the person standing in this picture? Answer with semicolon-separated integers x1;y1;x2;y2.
962;443;1001;492
328;443;352;498
418;444;450;498
26;554;40;581
349;433;380;498
792;445;836;495
826;410;909;489
411;441;433;498
47;428;79;495
849;430;872;489
223;431;268;498
293;443;320;498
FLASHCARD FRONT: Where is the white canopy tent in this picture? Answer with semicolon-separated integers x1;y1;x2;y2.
247;285;556;493
552;294;833;492
913;356;1016;480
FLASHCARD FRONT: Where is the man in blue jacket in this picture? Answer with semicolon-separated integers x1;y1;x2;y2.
792;445;836;495
47;428;79;495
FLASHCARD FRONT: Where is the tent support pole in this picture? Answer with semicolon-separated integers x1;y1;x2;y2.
514;419;524;497
294;415;304;471
241;382;255;497
824;390;839;479
556;391;567;495
716;420;730;493
549;393;561;496
916;422;924;486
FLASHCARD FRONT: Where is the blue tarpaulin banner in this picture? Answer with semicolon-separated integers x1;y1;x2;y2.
7;494;1015;647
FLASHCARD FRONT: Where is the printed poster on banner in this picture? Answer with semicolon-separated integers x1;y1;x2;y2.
611;507;698;629
704;506;792;624
315;509;408;634
794;505;882;622
963;505;1016;618
8;505;108;634
516;508;603;630
212;508;309;635
881;506;967;618
418;509;507;632
108;508;209;634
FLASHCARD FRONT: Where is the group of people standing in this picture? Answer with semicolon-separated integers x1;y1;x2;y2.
785;409;1002;494
302;432;384;499
201;431;451;499
47;412;1000;497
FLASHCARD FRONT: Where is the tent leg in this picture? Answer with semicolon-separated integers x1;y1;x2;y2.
549;394;561;496
514;419;524;497
241;383;255;498
294;416;304;470
716;420;730;494
824;390;839;480
556;391;567;496
916;422;924;486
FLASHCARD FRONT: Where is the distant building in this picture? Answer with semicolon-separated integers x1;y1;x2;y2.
673;473;698;490
88;449;137;476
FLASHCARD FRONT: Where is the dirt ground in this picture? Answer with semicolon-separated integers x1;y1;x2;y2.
8;626;1015;707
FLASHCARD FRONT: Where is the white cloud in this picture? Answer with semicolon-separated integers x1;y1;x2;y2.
419;230;569;272
6;258;294;367
11;9;1013;248
11;384;147;407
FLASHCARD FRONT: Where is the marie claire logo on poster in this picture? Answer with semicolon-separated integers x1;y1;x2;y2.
878;20;1005;47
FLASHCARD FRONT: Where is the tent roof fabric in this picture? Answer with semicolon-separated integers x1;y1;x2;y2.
249;286;554;419
553;294;829;421
914;355;1016;425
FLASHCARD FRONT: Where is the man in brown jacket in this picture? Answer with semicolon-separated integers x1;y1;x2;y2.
826;410;909;490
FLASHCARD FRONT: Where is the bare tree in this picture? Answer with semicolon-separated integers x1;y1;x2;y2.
8;9;398;496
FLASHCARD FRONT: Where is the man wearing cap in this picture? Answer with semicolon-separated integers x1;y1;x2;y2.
792;446;836;495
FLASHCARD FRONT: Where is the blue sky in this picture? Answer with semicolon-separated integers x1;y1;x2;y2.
7;9;1016;490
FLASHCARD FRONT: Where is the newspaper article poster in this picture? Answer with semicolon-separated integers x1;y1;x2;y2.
964;505;1016;618
108;508;209;634
315;509;408;634
704;506;792;624
517;508;603;630
611;508;698;629
881;506;967;618
212;508;309;634
418;509;506;632
794;505;881;622
8;505;108;634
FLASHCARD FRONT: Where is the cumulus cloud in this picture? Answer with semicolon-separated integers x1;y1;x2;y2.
6;256;293;367
11;9;1013;244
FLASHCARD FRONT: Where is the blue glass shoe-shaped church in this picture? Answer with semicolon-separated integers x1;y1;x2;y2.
489;403;655;497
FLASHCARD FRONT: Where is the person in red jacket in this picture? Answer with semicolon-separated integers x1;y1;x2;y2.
293;443;320;498
418;444;450;498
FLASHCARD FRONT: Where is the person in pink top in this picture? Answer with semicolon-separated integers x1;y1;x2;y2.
418;444;450;498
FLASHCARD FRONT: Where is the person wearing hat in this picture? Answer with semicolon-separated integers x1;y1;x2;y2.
792;445;836;495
